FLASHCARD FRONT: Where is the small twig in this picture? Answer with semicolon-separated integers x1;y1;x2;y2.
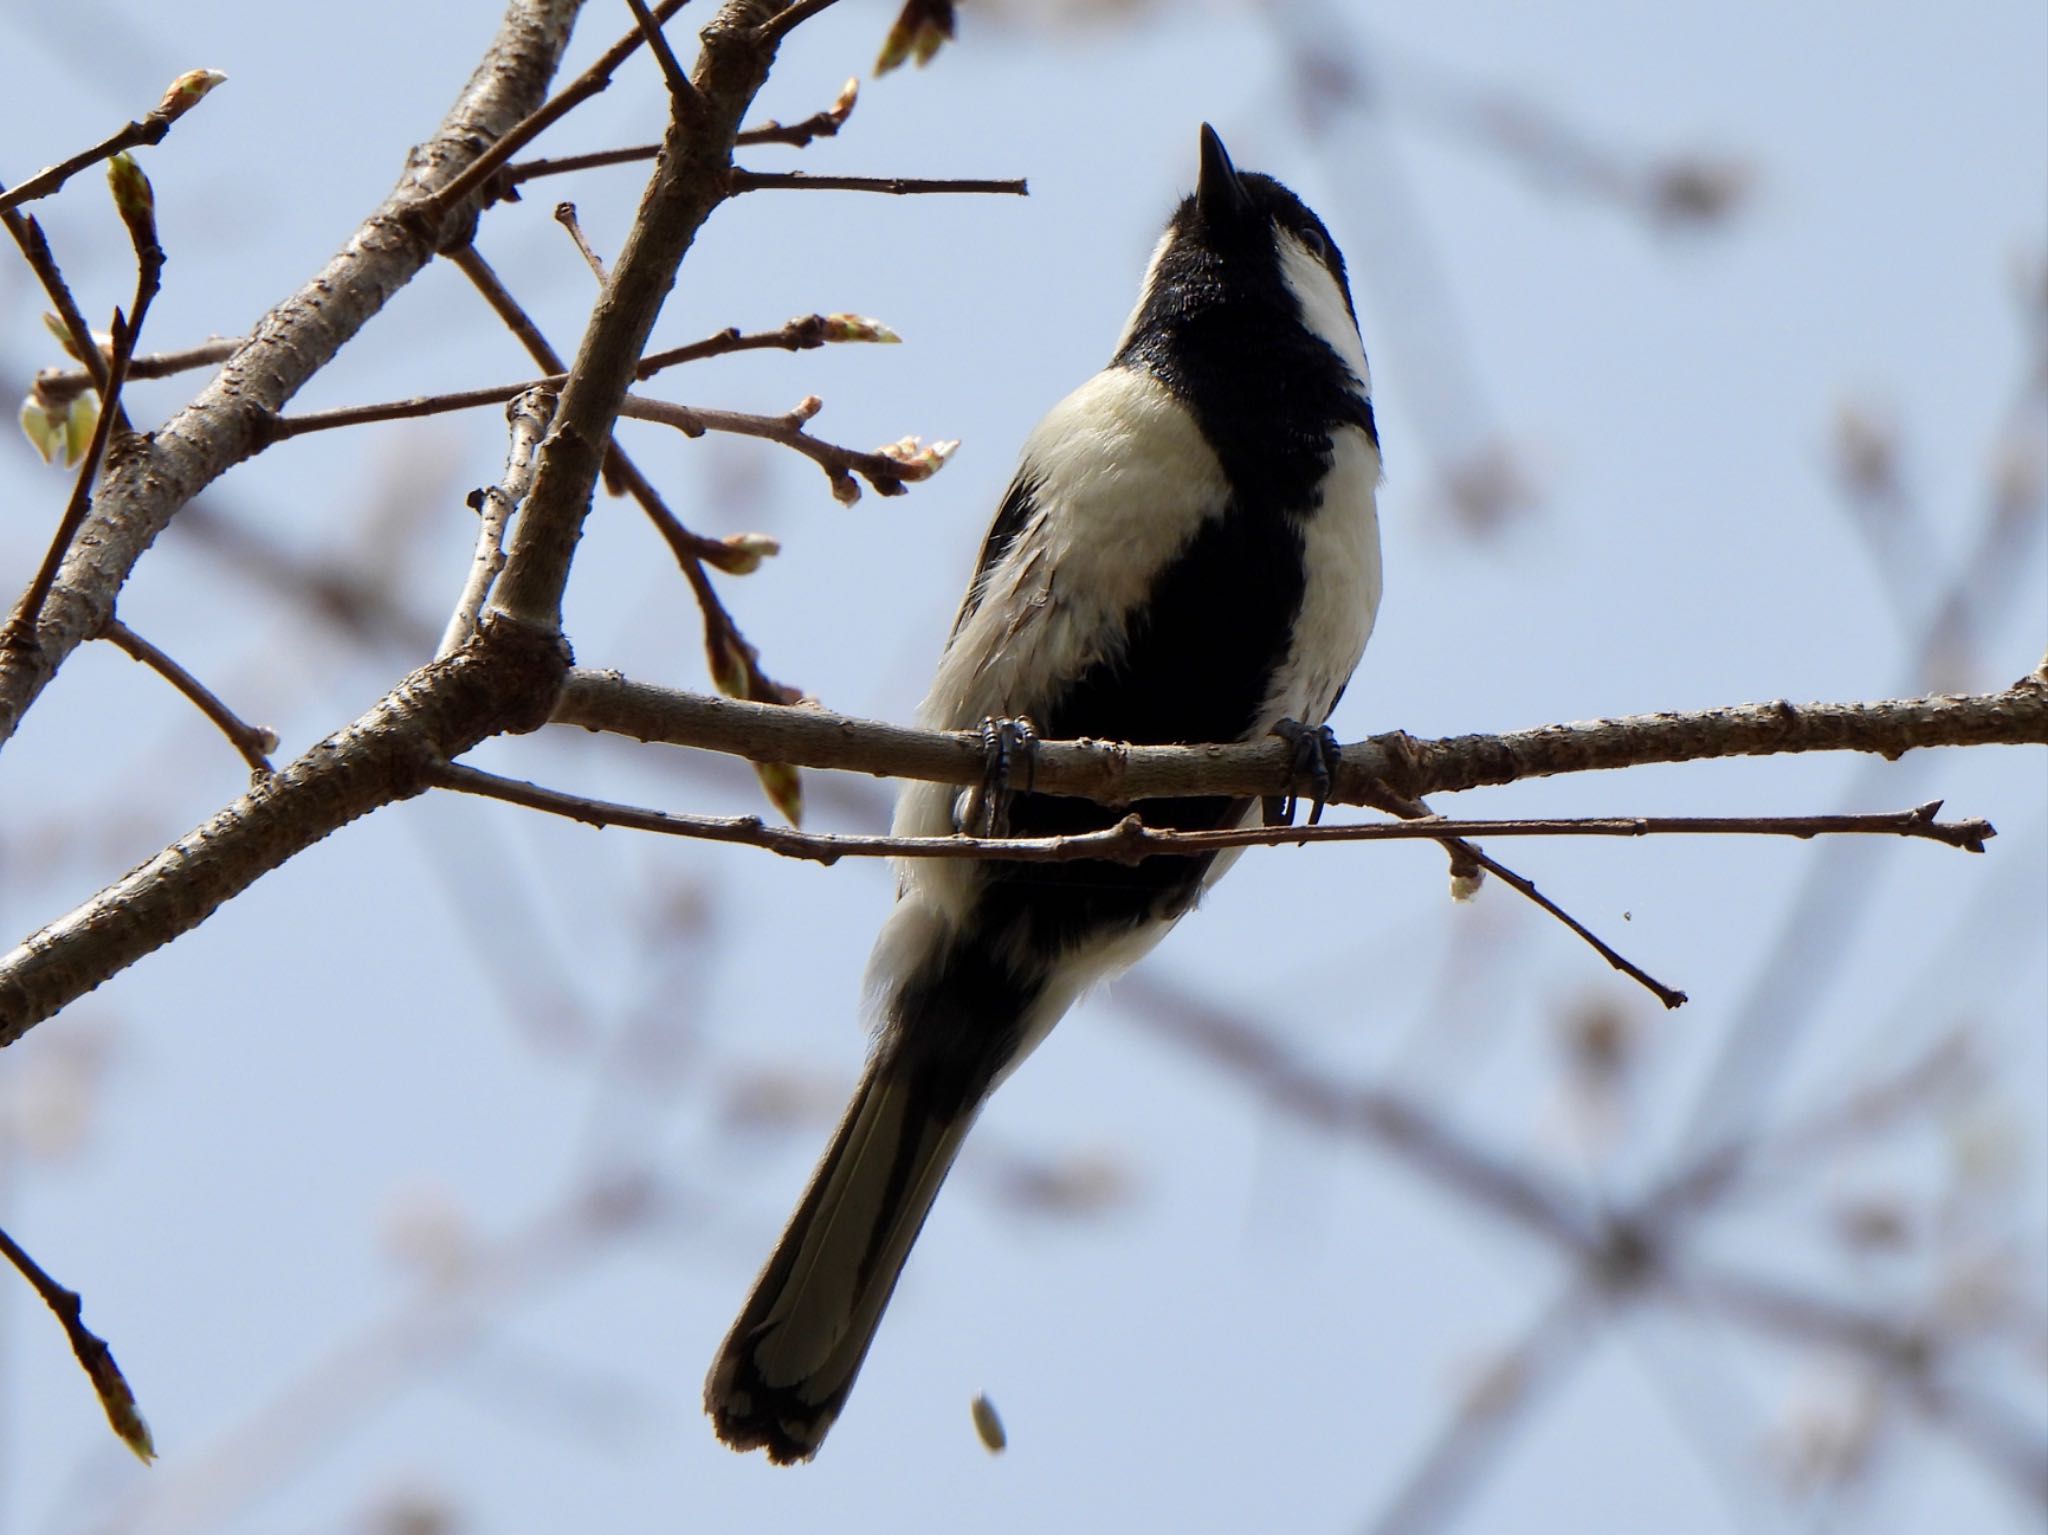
2;210;110;397
0;69;225;218
1460;843;1688;1009
554;202;610;283
264;314;897;442
502;144;663;187
624;0;703;117
727;168;1027;197
32;337;243;406
497;76;858;191
426;763;1989;874
431;0;693;218
0;1223;154;1462
756;0;846;43
101;617;278;774
620;392;956;503
737;76;858;147
5;159;164;652
448;387;556;657
1356;778;1683;1008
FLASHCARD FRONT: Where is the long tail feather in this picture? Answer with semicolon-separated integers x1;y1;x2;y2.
705;1056;977;1463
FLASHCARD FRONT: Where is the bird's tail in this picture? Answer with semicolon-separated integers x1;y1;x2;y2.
704;1040;984;1463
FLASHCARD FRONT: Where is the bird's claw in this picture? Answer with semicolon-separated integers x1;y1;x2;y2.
971;715;1039;837
1263;718;1341;828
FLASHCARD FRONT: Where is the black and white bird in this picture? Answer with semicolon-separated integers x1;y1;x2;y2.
707;124;1382;1462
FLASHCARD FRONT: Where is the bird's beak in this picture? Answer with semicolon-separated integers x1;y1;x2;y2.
1196;123;1250;225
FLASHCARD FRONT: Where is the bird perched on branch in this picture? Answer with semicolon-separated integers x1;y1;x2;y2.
707;123;1383;1462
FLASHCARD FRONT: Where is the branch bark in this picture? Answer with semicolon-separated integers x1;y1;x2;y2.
0;0;793;1049
551;668;2048;804
0;0;583;751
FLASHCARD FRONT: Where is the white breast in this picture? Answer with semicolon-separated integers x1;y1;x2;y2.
916;366;1232;738
1256;422;1383;730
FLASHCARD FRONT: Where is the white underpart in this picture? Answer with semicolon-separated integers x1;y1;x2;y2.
876;367;1231;1026
872;228;1383;1058
1255;229;1383;731
892;366;1230;872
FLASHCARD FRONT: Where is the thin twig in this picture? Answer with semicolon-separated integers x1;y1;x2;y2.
756;0;846;43
554;202;610;283
1459;843;1688;1008
620;392;955;502
101;617;278;774
447;243;800;732
624;0;703;116
736;76;858;147
0;71;225;217
445;388;556;657
0;1223;153;1462
1;210;110;396
0;0;581;755
499;74;857;190
727;168;1027;197
432;0;693;218
4;163;164;651
33;337;243;406
446;248;748;570
263;313;895;440
427;761;1988;870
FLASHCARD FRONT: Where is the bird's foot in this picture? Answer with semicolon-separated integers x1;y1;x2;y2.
971;715;1039;837
1263;718;1341;828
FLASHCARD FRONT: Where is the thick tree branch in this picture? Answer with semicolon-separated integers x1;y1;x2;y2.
551;670;2048;803
0;616;567;1049
488;0;786;629
0;0;583;752
0;0;793;1050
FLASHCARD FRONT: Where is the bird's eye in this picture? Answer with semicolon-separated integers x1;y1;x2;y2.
1296;226;1328;261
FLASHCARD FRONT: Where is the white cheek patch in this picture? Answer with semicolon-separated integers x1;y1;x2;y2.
1276;231;1371;397
1111;229;1177;355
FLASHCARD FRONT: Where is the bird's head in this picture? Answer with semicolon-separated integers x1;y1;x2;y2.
1114;125;1367;400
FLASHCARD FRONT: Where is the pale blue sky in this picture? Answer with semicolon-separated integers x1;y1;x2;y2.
1;3;2042;1532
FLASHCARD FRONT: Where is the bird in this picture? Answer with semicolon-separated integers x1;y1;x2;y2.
706;123;1383;1463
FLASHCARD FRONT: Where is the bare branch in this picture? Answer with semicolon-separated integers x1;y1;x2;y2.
0;1;797;1049
554;201;611;283
33;337;242;406
757;0;846;44
0;0;586;752
0;1223;153;1462
100;618;278;775
498;75;861;191
0;69;225;217
624;0;703;117
727;167;1027;197
439;389;555;660
428;762;1995;870
618;393;955;502
262;313;902;441
2;211;110;398
551;670;2048;805
5;154;164;652
432;0;693;218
